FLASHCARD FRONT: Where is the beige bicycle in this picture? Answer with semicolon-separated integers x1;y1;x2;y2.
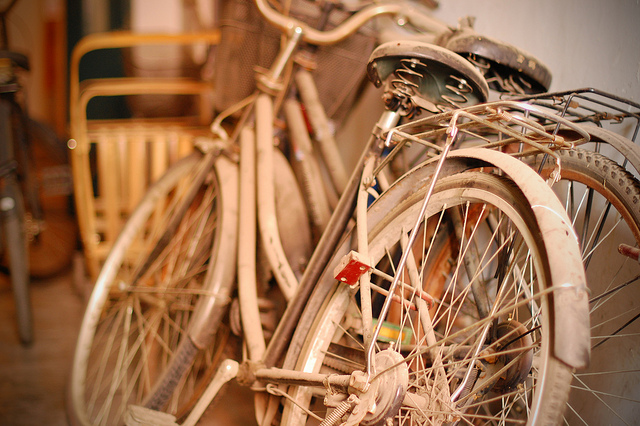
68;1;593;425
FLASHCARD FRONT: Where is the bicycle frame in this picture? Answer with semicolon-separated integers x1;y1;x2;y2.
61;2;599;425
160;5;422;424
169;4;591;425
204;0;441;367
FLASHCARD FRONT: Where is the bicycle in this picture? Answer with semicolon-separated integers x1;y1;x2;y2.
466;87;640;424
0;33;31;344
388;86;640;424
0;0;76;345
68;1;592;425
359;24;640;422
515;90;640;424
396;21;640;422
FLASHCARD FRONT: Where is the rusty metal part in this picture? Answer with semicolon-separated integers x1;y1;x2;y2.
492;320;535;393
619;243;640;262
345;349;409;426
251;364;351;392
442;28;552;93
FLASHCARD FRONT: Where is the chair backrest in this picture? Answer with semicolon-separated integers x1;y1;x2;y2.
69;31;219;280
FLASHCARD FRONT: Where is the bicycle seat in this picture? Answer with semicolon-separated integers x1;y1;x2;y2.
0;50;29;71
442;30;551;94
367;40;489;115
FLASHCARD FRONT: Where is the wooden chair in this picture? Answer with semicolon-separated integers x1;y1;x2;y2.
69;31;219;281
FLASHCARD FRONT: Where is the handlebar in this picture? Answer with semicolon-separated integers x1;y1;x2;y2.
254;0;450;45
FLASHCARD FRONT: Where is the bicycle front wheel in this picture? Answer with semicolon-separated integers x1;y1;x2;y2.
68;152;238;426
2;175;33;345
282;164;584;425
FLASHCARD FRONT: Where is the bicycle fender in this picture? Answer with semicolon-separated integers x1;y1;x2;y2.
444;148;591;370
188;155;240;348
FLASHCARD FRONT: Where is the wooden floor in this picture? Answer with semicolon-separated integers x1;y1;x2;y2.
0;257;255;426
0;266;83;426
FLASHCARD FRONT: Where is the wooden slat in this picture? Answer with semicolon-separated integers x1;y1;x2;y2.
178;132;194;159
127;132;147;211
97;134;121;245
151;132;169;183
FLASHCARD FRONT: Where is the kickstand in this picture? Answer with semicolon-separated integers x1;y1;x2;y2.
124;359;240;426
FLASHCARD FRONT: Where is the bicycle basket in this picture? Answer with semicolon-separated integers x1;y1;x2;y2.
213;0;376;128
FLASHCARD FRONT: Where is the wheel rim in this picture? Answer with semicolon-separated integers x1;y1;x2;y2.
70;155;227;425
536;150;640;425
282;173;562;425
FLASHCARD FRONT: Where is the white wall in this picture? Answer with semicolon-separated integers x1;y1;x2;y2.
338;0;640;169
431;0;640;100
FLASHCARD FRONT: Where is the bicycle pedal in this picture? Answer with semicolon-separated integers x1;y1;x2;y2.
124;405;178;426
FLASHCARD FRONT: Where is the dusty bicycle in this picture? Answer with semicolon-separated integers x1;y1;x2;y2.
394;20;640;423
461;87;640;425
0;0;31;343
390;85;640;424
68;1;592;425
517;89;640;424
0;0;76;345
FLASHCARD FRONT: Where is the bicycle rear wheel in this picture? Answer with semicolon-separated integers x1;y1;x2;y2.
68;152;238;426
526;148;640;424
281;159;586;425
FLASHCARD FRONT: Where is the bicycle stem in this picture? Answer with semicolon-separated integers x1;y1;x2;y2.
257;26;303;92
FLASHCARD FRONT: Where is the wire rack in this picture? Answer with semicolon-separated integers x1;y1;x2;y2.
379;100;592;179
512;88;640;143
509;88;640;176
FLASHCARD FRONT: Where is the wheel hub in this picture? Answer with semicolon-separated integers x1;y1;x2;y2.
345;349;409;425
491;320;534;393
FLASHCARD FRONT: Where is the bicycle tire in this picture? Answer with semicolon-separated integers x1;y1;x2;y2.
525;148;640;424
24;118;77;278
68;152;238;426
0;103;77;278
280;161;584;425
1;175;33;345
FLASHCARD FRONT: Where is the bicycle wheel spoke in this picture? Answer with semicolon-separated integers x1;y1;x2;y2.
570;374;633;426
523;147;640;425
71;154;239;425
282;167;583;425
